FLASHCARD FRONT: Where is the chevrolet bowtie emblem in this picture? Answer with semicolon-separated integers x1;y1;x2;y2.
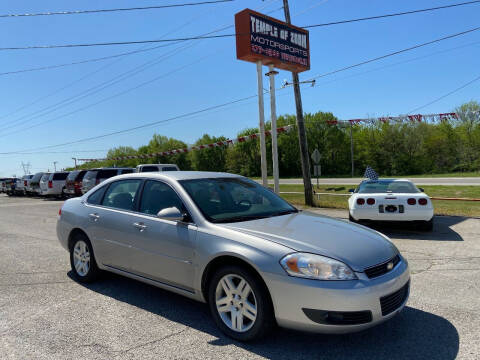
386;262;394;270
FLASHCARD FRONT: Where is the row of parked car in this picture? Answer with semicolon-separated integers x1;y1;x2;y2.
0;164;179;198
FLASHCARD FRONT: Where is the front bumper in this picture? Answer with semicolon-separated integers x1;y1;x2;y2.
350;206;433;222
264;256;410;334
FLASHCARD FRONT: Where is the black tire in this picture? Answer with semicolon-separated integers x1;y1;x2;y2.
349;213;357;223
421;218;434;232
208;265;275;341
69;233;100;283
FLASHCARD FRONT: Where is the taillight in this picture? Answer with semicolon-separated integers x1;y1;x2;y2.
366;198;375;205
418;198;428;205
24;180;27;186
48;180;53;188
356;198;365;205
407;198;416;205
58;208;62;216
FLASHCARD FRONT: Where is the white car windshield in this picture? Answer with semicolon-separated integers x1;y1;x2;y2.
357;180;420;194
180;177;297;223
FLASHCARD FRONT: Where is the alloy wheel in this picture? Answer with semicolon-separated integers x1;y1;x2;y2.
215;274;257;333
73;240;90;276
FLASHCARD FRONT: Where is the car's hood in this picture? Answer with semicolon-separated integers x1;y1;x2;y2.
218;211;397;271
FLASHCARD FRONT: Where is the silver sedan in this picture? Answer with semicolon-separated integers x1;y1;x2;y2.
57;172;410;341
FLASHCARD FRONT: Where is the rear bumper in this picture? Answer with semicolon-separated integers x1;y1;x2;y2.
264;257;410;334
40;188;61;196
350;207;433;221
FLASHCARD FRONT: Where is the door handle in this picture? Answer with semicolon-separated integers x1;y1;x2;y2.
133;222;147;231
89;213;100;221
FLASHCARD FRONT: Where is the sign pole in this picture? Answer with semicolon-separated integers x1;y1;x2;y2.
282;0;314;206
350;122;354;177
256;60;268;188
267;64;280;194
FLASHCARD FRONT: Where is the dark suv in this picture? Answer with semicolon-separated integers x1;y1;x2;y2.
81;168;134;194
65;170;88;197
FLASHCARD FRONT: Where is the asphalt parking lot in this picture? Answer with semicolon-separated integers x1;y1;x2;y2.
1;195;479;360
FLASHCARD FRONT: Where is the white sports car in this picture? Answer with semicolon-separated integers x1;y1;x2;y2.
348;179;434;230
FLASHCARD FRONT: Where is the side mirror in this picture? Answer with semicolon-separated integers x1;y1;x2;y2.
418;187;425;193
157;207;186;222
348;188;355;193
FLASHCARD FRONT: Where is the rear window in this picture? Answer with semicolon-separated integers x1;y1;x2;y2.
31;173;44;182
162;166;178;171
140;166;159;172
357;181;420;194
40;174;51;181
76;170;87;181
53;172;68;181
87;186;107;205
67;171;80;180
120;169;134;174
84;171;98;180
97;169;118;179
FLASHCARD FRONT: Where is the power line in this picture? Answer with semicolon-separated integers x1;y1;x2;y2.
0;0;233;18
307;25;480;81
0;0;281;77
3;2;480;52
0;33;236;51
303;0;480;28
407;75;480;114
0;94;258;154
2;24;480;154
0;2;284;128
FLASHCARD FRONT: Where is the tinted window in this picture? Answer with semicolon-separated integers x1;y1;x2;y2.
53;172;69;181
76;170;87;181
31;173;44;182
67;171;80;180
140;181;183;216
120;169;134;174
140;166;159;172
40;174;51;181
162;166;178;171
357;181;420;194
102;180;142;211
83;171;98;180
87;186;107;205
97;169;119;179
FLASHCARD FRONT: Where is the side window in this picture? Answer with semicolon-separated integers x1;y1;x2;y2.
120;169;133;174
87;186;107;205
141;166;159;172
101;180;142;211
139;180;183;216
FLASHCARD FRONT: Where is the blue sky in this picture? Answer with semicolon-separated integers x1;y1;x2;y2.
0;0;479;177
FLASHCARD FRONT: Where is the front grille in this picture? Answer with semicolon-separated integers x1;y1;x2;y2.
364;255;401;279
380;280;410;316
302;309;372;325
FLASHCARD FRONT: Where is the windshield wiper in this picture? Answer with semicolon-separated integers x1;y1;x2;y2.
268;209;298;217
213;215;271;223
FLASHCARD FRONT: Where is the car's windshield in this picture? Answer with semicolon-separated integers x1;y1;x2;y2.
357;180;420;194
180;177;297;223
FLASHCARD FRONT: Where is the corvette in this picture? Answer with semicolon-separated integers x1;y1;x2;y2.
348;179;434;230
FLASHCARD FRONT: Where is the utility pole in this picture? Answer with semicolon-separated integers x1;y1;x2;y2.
72;157;77;169
282;0;314;206
350;123;354;177
53;161;58;172
266;65;280;194
256;60;268;187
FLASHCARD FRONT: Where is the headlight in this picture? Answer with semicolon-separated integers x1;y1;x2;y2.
280;253;357;280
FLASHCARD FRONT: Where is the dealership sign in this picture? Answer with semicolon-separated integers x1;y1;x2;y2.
235;8;310;72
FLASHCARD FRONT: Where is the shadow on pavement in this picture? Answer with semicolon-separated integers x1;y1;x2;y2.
71;271;459;360
359;216;465;241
